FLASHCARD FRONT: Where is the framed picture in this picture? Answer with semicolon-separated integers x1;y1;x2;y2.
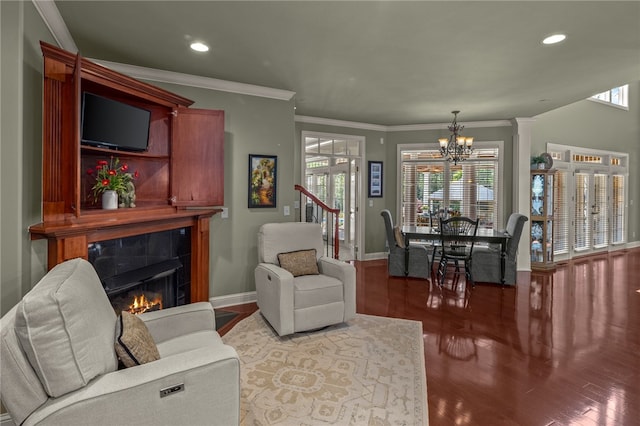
248;154;277;208
368;161;383;198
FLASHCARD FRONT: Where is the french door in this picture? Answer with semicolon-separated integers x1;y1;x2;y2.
303;132;363;261
305;159;359;259
574;171;609;255
548;143;628;261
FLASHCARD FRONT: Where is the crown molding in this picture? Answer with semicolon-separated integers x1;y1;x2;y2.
294;115;387;132
92;59;295;101
32;0;78;52
295;115;512;132
388;120;512;132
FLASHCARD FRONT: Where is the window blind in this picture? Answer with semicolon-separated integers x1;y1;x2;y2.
574;173;590;251
611;175;625;244
593;174;608;248
553;170;569;255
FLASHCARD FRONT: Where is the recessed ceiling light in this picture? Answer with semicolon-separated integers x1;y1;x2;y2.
542;34;566;45
190;42;209;52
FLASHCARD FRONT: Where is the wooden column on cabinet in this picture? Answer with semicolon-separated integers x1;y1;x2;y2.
191;216;212;303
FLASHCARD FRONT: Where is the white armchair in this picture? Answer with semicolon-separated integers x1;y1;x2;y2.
1;258;240;426
255;222;356;336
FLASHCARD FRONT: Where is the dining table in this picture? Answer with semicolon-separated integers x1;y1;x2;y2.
401;225;512;285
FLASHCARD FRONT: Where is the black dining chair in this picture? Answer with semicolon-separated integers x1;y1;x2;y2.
428;209;450;268
437;216;479;288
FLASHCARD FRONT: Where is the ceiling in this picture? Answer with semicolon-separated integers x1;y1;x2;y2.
48;1;640;127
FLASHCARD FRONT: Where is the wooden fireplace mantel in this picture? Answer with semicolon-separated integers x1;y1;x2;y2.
30;43;225;304
30;207;221;303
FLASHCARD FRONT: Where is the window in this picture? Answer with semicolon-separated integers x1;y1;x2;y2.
399;145;501;231
590;84;629;109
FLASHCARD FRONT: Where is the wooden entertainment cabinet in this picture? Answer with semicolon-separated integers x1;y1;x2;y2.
29;42;224;303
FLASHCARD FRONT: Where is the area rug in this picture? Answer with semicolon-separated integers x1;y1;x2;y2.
222;311;428;425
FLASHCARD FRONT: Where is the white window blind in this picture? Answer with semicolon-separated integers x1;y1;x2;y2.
574;173;590;251
593;174;608;248
553;170;569;255
399;147;499;229
611;175;625;244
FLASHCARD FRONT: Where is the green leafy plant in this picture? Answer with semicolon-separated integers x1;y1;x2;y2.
87;157;138;202
531;155;546;165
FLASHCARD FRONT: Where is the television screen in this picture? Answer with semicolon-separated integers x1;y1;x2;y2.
81;92;151;152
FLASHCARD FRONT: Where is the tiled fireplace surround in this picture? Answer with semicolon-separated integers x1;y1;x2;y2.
88;228;191;313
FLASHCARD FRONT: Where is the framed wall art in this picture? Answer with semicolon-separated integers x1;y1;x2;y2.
368;161;383;198
248;154;277;208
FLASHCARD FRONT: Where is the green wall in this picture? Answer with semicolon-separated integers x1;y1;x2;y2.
2;1;639;316
151;83;296;298
533;80;640;243
1;1;54;316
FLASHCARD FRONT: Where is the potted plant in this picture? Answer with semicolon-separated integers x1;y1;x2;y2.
87;157;138;209
531;155;546;169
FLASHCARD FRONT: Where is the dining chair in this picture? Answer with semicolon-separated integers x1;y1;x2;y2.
437;216;479;288
428;209;450;267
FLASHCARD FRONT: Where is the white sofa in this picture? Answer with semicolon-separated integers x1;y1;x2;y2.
1;258;240;425
255;222;356;336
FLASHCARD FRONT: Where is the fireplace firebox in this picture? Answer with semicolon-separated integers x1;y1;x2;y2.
88;228;191;314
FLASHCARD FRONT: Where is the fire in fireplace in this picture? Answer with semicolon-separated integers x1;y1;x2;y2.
102;258;183;315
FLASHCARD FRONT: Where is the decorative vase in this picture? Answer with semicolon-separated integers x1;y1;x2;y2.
102;190;118;210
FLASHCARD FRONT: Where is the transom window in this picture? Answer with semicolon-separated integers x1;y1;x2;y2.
590;84;629;109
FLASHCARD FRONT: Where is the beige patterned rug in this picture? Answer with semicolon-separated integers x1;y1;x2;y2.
222;311;428;425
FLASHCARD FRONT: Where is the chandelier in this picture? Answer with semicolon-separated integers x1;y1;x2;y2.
438;110;473;165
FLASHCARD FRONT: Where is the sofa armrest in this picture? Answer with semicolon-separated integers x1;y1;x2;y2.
254;263;295;335
24;345;240;426
138;302;215;344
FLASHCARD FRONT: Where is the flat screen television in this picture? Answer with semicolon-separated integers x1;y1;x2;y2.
81;92;151;152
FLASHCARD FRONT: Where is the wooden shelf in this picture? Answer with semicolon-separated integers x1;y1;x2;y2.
81;145;170;159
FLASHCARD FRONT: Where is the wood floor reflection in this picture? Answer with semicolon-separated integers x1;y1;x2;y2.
219;249;640;426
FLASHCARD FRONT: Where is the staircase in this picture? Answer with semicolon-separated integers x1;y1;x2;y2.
294;185;340;259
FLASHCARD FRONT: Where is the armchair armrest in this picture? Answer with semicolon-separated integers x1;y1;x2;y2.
138;302;215;344
318;257;356;322
24;345;240;426
254;263;295;336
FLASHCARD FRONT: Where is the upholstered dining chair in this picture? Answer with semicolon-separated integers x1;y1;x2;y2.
0;258;240;426
471;213;529;285
381;210;433;279
255;222;356;336
437;216;479;287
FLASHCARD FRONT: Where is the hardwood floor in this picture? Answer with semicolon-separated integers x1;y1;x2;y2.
218;248;640;426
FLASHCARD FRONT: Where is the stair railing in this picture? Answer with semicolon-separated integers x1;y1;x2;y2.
294;184;340;259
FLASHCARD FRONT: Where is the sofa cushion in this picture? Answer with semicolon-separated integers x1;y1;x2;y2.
115;311;160;367
278;249;320;277
14;258;118;397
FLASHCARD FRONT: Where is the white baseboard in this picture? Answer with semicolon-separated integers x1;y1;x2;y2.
210;291;257;309
1;413;15;426
363;252;387;261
